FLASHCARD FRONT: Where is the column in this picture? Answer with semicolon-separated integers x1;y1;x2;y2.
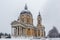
19;26;22;36
23;28;25;36
14;27;16;36
21;27;23;36
16;27;18;36
11;27;14;36
17;26;20;36
19;26;21;36
15;28;17;35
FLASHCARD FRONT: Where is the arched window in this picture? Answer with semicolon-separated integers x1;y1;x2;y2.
27;18;30;24
21;15;24;22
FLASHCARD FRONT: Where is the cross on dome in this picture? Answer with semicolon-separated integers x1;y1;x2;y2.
38;12;41;16
25;4;28;10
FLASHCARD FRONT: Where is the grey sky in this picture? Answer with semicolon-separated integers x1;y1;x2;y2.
0;0;60;35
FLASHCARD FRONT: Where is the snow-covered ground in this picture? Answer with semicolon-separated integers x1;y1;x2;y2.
0;36;60;40
0;38;60;40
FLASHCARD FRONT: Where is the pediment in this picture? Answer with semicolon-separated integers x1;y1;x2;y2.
11;20;19;25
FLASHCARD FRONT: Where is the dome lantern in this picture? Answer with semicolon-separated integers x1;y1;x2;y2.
25;4;28;10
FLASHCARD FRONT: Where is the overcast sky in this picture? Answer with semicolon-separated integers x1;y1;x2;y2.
0;0;60;35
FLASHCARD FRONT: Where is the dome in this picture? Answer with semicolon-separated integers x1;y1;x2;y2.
20;4;32;16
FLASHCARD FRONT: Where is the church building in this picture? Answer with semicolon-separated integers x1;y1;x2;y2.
11;4;45;38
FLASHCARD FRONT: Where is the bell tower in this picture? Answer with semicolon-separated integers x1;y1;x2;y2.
37;12;45;37
37;12;42;28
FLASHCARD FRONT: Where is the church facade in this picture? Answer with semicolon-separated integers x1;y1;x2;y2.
11;4;45;38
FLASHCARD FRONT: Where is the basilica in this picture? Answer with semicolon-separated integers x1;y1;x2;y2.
11;4;45;38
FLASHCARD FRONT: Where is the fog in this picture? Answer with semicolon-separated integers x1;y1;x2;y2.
0;0;60;36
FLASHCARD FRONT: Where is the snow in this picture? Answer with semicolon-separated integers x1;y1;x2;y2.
0;37;60;40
